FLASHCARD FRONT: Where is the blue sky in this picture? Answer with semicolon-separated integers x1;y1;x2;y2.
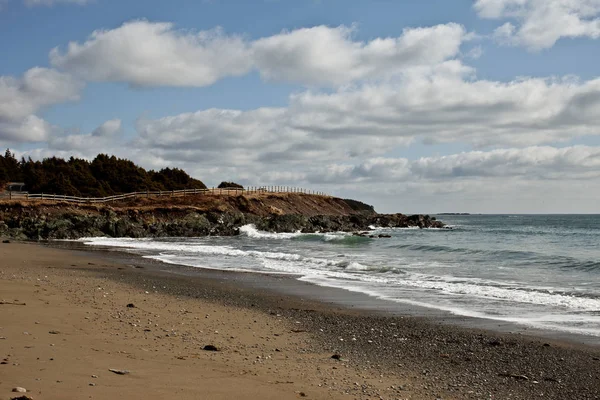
1;0;600;213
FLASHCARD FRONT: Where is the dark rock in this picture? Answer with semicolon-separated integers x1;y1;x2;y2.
2;239;10;243
331;354;342;360
126;303;135;308
0;203;444;240
203;345;220;351
108;368;130;375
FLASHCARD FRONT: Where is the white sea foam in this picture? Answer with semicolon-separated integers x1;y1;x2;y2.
238;224;304;239
79;227;600;337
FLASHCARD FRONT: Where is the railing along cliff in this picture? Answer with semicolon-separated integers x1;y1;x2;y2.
0;186;329;204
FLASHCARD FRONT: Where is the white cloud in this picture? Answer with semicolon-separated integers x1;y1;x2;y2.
91;118;121;137
280;145;600;186
121;64;600;182
475;0;600;50
50;21;253;87
0;68;83;142
252;23;467;86
50;20;469;87
287;69;600;147
0;115;51;142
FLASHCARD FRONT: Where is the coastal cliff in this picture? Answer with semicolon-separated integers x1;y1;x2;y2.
0;193;443;240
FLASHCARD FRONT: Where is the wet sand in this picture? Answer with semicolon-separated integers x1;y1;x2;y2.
1;241;600;399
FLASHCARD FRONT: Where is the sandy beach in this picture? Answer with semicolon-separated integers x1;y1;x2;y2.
1;241;600;400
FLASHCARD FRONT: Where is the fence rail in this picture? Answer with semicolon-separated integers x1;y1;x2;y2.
0;186;329;204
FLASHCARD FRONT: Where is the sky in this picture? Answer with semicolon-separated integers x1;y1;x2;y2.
1;0;600;213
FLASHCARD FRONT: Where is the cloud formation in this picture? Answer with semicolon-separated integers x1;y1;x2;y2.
475;0;600;50
50;21;252;87
0;68;82;142
312;146;600;184
50;20;468;87
252;23;466;86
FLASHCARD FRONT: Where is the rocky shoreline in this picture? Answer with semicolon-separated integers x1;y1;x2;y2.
0;200;444;240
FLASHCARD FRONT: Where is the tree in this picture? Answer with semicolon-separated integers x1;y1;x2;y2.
218;181;243;189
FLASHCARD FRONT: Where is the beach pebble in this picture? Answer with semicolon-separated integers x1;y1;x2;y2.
12;387;27;393
108;368;130;375
203;345;220;351
126;303;135;308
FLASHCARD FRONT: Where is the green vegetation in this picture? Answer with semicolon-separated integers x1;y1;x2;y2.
217;181;244;189
0;150;206;197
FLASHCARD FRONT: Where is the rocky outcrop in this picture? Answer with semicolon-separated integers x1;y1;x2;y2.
0;206;443;240
0;195;443;240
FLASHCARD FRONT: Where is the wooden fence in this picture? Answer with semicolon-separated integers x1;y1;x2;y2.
0;186;329;204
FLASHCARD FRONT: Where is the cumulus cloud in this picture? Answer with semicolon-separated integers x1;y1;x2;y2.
475;0;600;50
288;70;600;147
44;119;122;152
252;23;467;86
322;146;600;183
50;20;469;87
50;21;252;87
0;67;83;142
123;63;600;186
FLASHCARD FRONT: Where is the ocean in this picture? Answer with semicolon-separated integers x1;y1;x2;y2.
79;214;600;337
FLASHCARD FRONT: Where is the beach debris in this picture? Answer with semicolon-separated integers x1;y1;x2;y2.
91;375;98;378
12;387;27;393
126;303;135;308
498;373;529;381
108;368;130;375
2;239;10;243
203;345;220;351
10;396;34;400
48;330;60;335
0;301;26;306
331;354;342;360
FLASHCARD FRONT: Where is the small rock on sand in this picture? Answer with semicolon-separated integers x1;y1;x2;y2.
12;387;27;393
108;368;130;375
203;345;220;351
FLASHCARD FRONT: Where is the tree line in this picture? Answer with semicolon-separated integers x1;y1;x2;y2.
0;150;208;197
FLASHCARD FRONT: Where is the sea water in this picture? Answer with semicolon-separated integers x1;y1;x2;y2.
80;214;600;337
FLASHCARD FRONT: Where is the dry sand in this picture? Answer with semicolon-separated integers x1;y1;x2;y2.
1;241;600;399
0;242;412;400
